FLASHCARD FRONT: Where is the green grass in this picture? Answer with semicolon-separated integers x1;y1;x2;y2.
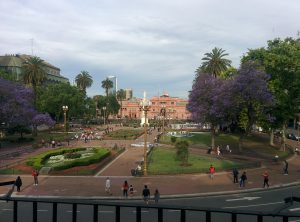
160;132;239;147
0;168;24;174
148;148;243;175
106;129;144;140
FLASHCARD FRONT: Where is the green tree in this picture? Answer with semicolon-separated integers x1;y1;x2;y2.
36;82;86;121
101;78;113;97
117;89;126;118
75;71;93;94
242;37;300;149
22;56;47;106
175;140;189;166
198;47;231;78
0;70;17;82
95;95;120;122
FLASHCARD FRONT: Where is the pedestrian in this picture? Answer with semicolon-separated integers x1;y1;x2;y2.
154;189;160;203
129;185;134;196
209;164;216;179
262;171;269;188
122;180;129;198
232;168;239;183
283;160;288;175
142;185;151;204
15;176;22;192
239;171;247;187
32;169;39;186
105;177;111;195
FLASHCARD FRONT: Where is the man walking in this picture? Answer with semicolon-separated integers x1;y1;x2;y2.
142;185;150;204
105;177;111;195
283;160;288;175
32;169;39;186
232;168;239;183
239;172;247;187
262;171;270;188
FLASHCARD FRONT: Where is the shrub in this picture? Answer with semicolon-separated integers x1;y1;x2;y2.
170;136;177;143
64;152;81;159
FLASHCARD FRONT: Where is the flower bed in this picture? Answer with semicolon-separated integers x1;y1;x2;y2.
26;147;110;171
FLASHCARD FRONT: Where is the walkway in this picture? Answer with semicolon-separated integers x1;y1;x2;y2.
0;128;300;199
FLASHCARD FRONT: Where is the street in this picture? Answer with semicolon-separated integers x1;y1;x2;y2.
1;185;300;222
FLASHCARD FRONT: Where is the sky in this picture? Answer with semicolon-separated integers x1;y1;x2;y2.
0;0;299;99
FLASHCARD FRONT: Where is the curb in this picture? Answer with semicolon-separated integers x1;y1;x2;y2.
8;180;300;201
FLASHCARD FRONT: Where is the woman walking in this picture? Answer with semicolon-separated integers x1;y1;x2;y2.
122;180;129;198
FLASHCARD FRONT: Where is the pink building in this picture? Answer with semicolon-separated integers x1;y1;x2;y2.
119;93;190;120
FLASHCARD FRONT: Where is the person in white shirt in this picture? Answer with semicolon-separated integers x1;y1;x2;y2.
105;177;111;194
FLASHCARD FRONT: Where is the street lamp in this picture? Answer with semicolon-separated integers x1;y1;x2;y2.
62;105;68;132
139;95;151;176
102;106;107;125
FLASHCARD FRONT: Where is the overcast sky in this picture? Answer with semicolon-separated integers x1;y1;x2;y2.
0;0;299;99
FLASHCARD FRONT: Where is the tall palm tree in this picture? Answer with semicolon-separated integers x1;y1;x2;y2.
200;47;231;78
22;56;47;106
75;71;93;94
101;78;113;97
117;89;126;118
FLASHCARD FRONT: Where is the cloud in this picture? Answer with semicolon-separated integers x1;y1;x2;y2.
0;0;299;99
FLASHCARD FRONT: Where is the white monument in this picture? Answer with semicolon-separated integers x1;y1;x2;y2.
140;91;151;126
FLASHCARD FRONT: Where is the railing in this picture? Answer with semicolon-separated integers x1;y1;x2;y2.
0;196;299;222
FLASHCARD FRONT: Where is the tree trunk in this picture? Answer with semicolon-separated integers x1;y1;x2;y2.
281;123;286;151
211;126;215;149
270;129;274;146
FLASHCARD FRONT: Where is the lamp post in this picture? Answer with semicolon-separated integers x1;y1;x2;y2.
62;105;68;132
139;94;151;176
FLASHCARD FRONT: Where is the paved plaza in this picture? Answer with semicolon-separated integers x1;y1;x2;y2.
0;127;300;200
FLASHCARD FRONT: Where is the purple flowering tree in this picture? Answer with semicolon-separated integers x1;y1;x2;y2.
187;74;234;148
232;62;274;150
0;78;55;137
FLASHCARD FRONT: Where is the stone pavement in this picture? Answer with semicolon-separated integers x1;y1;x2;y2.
0;128;300;200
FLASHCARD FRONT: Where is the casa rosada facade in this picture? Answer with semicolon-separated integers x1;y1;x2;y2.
119;93;191;120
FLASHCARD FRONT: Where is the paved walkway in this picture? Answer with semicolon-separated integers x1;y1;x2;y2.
0;128;300;199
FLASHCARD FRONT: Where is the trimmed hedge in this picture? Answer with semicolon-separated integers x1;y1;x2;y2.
26;147;110;170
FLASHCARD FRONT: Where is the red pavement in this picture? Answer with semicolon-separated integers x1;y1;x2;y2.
1;128;300;199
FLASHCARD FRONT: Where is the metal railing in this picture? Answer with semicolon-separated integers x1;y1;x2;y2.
0;196;299;222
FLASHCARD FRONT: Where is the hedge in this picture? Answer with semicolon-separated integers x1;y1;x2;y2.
26;147;110;170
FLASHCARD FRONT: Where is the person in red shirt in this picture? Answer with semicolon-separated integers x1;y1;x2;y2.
262;171;269;188
32;169;39;185
209;165;216;179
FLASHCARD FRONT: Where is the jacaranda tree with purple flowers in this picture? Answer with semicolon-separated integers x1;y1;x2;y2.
0;78;55;137
187;74;234;148
232;62;274;150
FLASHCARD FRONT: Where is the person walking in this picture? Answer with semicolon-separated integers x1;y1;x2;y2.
232;168;239;183
129;185;134;197
122;180;129;198
15;176;22;192
105;177;111;195
262;171;270;188
32;169;39;186
283;160;288;175
239;171;247;187
142;185;151;204
209;165;216;179
154;189;160;203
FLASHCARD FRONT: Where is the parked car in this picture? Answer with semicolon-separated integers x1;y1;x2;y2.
286;133;297;141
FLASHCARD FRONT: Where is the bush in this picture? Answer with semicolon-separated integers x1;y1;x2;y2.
26;147;110;171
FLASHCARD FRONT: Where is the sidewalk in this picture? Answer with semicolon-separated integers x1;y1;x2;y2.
1;129;300;199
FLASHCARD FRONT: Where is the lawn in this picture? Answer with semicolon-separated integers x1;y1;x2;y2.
105;129;144;140
148;147;244;175
160;132;290;159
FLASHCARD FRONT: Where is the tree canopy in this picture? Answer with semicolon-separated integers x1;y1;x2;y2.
75;70;93;94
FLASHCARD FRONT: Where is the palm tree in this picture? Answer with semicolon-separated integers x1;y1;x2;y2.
75;71;93;94
200;47;231;78
117;89;126;118
22;56;47;106
101;78;113;97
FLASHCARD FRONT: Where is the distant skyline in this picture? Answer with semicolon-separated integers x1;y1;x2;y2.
0;0;299;99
